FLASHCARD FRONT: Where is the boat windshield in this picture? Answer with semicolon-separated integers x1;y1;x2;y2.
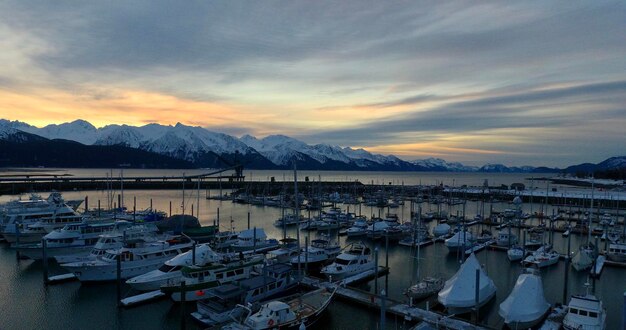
335;258;351;265
158;264;182;273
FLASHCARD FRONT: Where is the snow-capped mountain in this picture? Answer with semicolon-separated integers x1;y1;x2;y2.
411;158;478;172
20;119;99;144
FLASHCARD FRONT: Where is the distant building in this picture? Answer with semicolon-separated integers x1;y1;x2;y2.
510;183;525;191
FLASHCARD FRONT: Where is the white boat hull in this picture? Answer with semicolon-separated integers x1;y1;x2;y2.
62;256;171;282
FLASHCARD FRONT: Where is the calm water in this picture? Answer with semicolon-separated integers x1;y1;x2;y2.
0;170;624;330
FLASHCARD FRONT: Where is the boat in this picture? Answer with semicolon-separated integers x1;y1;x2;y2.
274;214;305;227
222;287;336;330
60;236;193;282
522;245;560;268
182;225;219;243
562;284;607;330
345;218;368;237
53;223;159;263
437;253;496;314
405;277;444;301
126;243;220;291
606;242;626;262
499;268;550;328
290;238;340;269
496;231;518;247
191;263;298;327
15;220;119;260
321;242;375;280
507;245;526;262
444;229;476;252
572;243;596;271
2;192;84;243
365;221;391;239
160;254;265;302
432;223;451;238
267;238;300;263
211;231;240;251
229;228;279;253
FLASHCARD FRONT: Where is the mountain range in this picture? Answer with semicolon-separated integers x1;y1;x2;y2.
0;119;623;173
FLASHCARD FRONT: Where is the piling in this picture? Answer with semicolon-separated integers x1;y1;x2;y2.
253;226;257;254
374;247;379;294
247;212;250;230
133;196;136;222
192;242;196;265
475;268;480;323
217;208;220;228
150;198;152;210
380;289;387;330
305;236;309;276
42;239;48;285
98;200;101;217
169;201;172;217
180;281;186;330
116;254;122;308
85;196;89;213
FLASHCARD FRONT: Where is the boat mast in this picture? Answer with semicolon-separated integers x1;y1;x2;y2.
588;177;594;245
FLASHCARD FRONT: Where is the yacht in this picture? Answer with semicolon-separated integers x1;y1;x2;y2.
2;192;84;243
273;214;304;227
222;287;335;330
365;221;391;239
437;253;497;315
126;244;220;291
161;254;265;302
60;236;193;282
563;284;607;330
499;268;550;329
15;220;118;260
229;228;279;253
606;242;626;262
267;238;299;263
211;231;240;251
321;242;375;280
54;223;159;263
191;263;298;327
290;238;340;269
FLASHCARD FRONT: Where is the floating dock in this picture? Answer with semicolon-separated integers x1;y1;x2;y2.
120;290;166;307
47;273;77;284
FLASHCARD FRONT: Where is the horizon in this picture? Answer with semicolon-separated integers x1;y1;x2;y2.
0;2;624;167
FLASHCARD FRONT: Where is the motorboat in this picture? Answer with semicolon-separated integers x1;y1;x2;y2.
563;284;607;330
405;277;444;300
365;221;391;239
444;229;476;252
211;231;240;251
321;242;375;280
222;287;336;330
229;228;279;253
161;254;264;302
61;236;194;282
267;238;299;263
522;245;560;268
191;263;297;327
499;268;550;328
126;243;220;291
437;253;497;314
290;238;340;269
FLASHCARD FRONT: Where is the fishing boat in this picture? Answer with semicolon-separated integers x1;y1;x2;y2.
321;242;375;280
61;236;194;282
222;287;336;330
126;243;220;291
499;268;550;328
290;238;340;269
437;253;497;315
191;263;298;327
606;242;626;262
562;284;607;330
161;254;264;302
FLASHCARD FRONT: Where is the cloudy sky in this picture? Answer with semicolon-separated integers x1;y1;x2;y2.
1;1;624;167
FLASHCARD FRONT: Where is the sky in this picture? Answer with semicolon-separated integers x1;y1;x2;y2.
0;1;625;167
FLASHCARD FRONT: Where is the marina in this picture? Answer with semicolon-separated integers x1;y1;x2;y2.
0;170;625;329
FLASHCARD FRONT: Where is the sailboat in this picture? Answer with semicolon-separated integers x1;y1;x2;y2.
499;268;550;328
405;208;444;300
437;253;497;314
572;179;598;271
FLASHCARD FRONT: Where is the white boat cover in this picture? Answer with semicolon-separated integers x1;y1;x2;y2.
168;244;219;266
238;228;267;240
437;253;496;308
499;272;550;324
572;249;593;270
433;223;451;236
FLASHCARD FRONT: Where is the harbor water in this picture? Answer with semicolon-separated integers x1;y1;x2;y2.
0;170;624;329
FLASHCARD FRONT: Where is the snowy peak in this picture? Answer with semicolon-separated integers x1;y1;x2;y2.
27;120;99;144
412;158;477;172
